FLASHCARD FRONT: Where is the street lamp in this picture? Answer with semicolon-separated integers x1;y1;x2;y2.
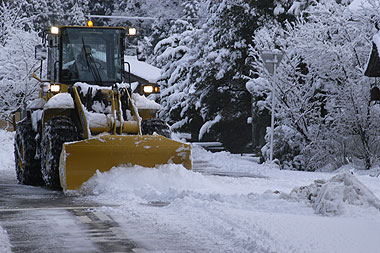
260;50;283;162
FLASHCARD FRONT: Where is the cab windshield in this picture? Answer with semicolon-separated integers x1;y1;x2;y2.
60;27;124;85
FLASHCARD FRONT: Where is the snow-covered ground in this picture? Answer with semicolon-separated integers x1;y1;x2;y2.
1;129;380;252
77;146;380;252
0;130;15;253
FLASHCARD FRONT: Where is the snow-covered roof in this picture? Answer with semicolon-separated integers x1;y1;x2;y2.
373;31;380;52
364;31;380;77
124;56;161;83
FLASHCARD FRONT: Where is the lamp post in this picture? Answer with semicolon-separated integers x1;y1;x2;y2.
260;50;283;162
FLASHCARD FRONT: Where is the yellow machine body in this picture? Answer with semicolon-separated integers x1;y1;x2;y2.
28;25;192;191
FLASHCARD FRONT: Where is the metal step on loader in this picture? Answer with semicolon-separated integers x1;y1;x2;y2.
14;22;192;191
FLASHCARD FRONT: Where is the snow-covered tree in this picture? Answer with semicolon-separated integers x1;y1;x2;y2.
158;0;277;152
88;0;114;26
62;0;89;26
155;0;203;139
113;0;184;63
252;0;380;169
0;2;40;124
18;0;89;31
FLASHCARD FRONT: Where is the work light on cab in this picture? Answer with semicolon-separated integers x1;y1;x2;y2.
143;85;154;93
51;26;59;35
128;27;137;36
50;84;60;93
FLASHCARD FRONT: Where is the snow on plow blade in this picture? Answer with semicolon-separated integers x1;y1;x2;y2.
59;135;192;191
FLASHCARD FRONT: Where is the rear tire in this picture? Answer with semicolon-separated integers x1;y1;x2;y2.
141;118;171;138
14;119;44;186
41;116;79;190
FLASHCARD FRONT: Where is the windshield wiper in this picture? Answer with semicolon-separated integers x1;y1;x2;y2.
81;39;103;85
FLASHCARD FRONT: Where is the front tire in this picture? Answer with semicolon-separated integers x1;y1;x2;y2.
141;118;171;138
41;116;79;190
14;119;44;186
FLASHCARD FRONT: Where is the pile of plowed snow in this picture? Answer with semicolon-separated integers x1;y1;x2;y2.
79;164;211;203
0;226;11;253
284;172;380;215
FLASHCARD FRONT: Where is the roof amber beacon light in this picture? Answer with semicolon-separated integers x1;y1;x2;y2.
87;20;94;27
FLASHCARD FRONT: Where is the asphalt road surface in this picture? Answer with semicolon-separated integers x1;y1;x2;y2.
0;172;137;253
0;157;261;253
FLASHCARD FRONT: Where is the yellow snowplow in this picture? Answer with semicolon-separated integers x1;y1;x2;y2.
60;135;191;191
14;24;192;191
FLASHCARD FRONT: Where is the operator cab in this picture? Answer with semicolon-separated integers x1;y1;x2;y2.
47;26;125;86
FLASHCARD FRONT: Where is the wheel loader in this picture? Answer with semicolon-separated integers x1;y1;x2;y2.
14;23;192;191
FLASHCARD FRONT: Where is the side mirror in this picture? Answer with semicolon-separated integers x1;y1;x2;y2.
35;45;47;60
136;46;146;62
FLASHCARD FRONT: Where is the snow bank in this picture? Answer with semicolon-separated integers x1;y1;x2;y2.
286;172;380;216
0;130;15;172
0;226;11;253
44;93;74;109
77;154;380;253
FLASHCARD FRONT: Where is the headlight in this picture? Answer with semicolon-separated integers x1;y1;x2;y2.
50;84;60;93
143;85;154;93
51;26;59;35
128;27;137;36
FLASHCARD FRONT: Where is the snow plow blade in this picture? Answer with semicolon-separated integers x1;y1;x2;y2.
59;135;192;191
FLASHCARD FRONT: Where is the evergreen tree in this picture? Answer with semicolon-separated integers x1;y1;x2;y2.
158;0;276;152
88;0;114;26
19;0;89;30
156;0;203;139
113;0;184;63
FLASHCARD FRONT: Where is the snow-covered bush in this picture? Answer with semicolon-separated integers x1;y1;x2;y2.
285;172;380;216
261;125;305;170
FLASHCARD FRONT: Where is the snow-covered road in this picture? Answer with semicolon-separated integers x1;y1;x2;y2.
77;149;380;253
1;129;380;252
